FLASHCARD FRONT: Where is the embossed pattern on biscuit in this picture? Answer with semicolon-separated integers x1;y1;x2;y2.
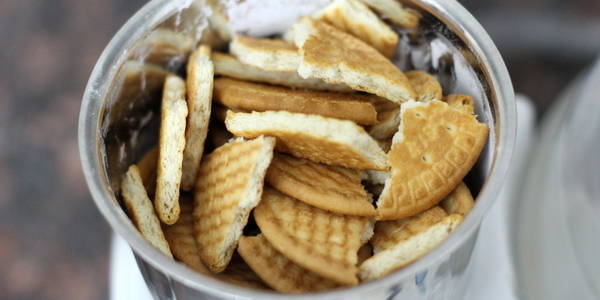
377;100;488;220
254;188;372;285
193;136;275;272
238;235;340;293
266;153;375;216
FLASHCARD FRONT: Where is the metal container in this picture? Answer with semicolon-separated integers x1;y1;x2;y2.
79;0;515;299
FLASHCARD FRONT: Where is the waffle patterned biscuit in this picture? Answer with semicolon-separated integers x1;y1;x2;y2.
359;214;463;281
368;97;401;140
440;182;475;216
371;206;447;253
445;94;475;114
163;198;210;274
212;53;350;92
315;0;398;58
225;110;388;170
218;253;269;290
156;75;188;225
266;153;376;216
358;0;420;29
377;100;488;220
181;45;214;191
254;188;373;285
406;70;443;101
214;77;378;125
291;17;416;104
121;165;172;257
193;136;275;272
238;235;340;293
136;146;158;197
230;37;299;72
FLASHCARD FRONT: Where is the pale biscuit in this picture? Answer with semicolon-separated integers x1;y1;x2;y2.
377;100;488;220
193;136;275;272
315;0;399;58
254;188;372;285
225;110;388;170
230;36;299;72
440;182;475;216
358;0;420;29
406;70;443;101
181;45;214;191
238;234;340;293
163;197;209;273
266;153;376;216
121;165;172;257
359;214;463;281
213;77;378;125
368;96;401;140
155;75;188;225
371;206;447;253
212;52;350;92
291;17;416;104
445;94;475;114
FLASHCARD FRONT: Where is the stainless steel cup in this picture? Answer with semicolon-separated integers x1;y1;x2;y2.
79;0;516;298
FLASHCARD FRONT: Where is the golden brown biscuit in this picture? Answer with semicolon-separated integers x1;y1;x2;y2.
163;198;209;273
181;45;214;191
218;253;269;290
212;52;350;91
238;235;340;293
213;77;377;125
225;110;388;170
359;214;463;281
155;75;188;225
193;136;275;272
121;165;172;257
445;94;475;114
253;188;373;285
266;153;376;216
368;96;401;140
359;0;420;29
406;70;443;101
291;17;416;104
440;182;475;216
377;100;488;220
230;36;299;72
371;206;447;253
315;0;399;58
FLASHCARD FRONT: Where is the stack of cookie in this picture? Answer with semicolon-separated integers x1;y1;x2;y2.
119;0;488;294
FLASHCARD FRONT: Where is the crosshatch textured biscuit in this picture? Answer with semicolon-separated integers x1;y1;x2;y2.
155;75;188;225
163;197;209;274
238;234;340;293
266;153;376;216
212;52;351;91
358;0;420;29
217;253;269;290
406;70;443;101
213;77;378;125
181;45;214;191
121;165;172;257
371;206;447;253
445;94;475;114
315;0;399;58
292;17;416;103
225;110;388;170
230;36;300;72
254;188;373;285
359;214;463;281
440;182;475;216
377;100;488;220
193;136;275;272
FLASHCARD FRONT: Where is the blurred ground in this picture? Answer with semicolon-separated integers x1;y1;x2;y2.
0;0;598;299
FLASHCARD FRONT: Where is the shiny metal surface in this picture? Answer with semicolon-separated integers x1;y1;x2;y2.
79;0;515;298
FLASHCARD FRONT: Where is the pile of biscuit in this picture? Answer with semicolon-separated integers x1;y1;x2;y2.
119;0;488;293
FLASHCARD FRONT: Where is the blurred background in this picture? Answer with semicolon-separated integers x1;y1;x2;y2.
0;0;599;299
